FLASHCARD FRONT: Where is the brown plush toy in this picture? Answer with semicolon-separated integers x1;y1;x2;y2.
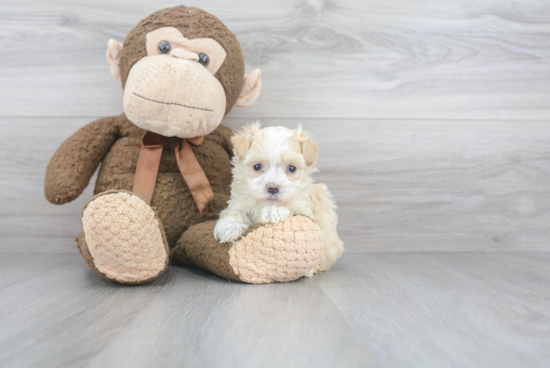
45;5;324;285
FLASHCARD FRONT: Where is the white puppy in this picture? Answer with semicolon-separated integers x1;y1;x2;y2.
213;122;344;274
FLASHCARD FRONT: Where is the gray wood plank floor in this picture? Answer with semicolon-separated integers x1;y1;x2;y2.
1;252;549;368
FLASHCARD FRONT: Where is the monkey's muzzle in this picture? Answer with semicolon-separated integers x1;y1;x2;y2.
123;56;226;138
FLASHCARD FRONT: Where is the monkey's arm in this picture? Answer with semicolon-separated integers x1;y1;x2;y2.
45;116;119;204
214;124;235;159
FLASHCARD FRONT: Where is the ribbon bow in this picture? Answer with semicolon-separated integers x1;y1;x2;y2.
132;131;214;213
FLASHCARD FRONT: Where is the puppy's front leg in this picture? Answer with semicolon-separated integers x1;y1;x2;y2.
261;205;292;223
214;210;250;243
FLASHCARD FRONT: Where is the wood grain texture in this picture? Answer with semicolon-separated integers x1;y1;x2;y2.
0;0;549;119
0;252;549;367
3;117;550;252
1;0;549;252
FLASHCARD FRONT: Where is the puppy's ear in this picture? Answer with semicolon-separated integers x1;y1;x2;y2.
295;127;319;166
231;122;261;162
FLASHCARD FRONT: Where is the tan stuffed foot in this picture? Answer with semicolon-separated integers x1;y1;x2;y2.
80;190;169;284
174;216;324;284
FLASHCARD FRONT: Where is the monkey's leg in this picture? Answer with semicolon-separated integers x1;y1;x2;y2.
78;190;169;284
172;216;324;284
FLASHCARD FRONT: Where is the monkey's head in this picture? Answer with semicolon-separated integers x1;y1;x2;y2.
106;6;261;138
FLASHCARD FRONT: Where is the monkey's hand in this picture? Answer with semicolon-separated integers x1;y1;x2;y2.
214;216;250;243
45;116;119;205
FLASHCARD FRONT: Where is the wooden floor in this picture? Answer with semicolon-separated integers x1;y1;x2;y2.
0;251;549;368
1;0;550;366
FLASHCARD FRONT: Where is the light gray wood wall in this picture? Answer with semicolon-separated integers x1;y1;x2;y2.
1;0;550;252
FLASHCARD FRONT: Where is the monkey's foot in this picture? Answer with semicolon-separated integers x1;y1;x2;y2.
176;216;324;284
79;190;169;284
229;216;324;283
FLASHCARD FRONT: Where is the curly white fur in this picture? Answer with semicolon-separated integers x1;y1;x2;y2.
213;122;344;273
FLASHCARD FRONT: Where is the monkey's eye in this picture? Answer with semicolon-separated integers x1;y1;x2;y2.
198;53;209;66
158;41;171;54
288;166;296;173
253;164;262;171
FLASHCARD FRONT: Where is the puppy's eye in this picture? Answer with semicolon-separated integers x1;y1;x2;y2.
198;53;209;66
253;164;262;171
158;40;171;54
288;165;296;173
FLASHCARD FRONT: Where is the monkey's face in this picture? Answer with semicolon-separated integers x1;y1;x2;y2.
106;6;262;139
122;27;227;138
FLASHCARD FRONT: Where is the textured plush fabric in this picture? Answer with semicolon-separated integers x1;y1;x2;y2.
46;113;234;247
44;116;119;204
228;216;324;284
173;220;241;281
173;217;324;284
119;5;245;115
123;54;227;138
81;190;169;283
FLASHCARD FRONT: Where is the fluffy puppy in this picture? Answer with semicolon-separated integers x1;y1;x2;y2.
213;122;344;273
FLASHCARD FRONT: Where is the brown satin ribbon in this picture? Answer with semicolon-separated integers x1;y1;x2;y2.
132;131;214;213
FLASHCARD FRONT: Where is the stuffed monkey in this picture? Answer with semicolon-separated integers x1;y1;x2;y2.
45;6;324;284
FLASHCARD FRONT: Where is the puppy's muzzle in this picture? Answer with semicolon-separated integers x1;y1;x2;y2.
266;183;280;195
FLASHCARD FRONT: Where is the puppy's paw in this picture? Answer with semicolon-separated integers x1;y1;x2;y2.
261;206;292;223
214;217;249;243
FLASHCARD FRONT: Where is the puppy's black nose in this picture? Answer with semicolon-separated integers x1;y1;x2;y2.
267;184;279;195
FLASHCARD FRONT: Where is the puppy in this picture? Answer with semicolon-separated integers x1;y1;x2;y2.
213;122;344;274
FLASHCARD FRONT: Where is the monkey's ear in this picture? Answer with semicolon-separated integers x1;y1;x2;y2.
106;39;124;82
231;121;261;162
236;69;262;107
295;128;319;166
